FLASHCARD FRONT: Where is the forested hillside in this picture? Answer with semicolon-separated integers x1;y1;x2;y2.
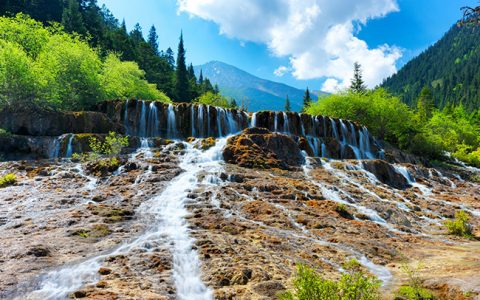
0;0;215;103
382;24;480;111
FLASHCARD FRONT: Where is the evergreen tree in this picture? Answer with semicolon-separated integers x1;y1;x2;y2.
165;47;175;67
147;25;159;55
417;86;435;122
130;23;143;43
199;69;204;85
350;62;366;93
214;84;220;94
302;87;311;111
62;0;86;35
285;95;291;112
175;32;190;102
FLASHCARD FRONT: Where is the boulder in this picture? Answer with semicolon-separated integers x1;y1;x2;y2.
362;160;411;189
223;127;305;170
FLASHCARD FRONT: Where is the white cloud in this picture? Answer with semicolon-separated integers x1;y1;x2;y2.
273;65;289;77
178;0;402;91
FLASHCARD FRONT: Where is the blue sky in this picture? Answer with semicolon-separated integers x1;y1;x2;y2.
98;0;477;91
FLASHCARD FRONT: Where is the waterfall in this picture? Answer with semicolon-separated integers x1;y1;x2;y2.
25;139;229;300
339;120;348;144
283;112;290;133
349;122;357;146
330;118;340;140
226;110;237;134
138;101;147;137
321;143;328;158
147;102;159;137
274;112;278;132
167;104;176;139
217;108;224;137
191;105;196;137
207;105;211;137
198;105;204;137
50;137;61;159
65;135;74;158
323;117;327;138
124;100;129;135
251;113;257;127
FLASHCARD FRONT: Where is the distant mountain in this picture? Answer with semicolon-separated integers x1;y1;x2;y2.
195;61;326;112
382;25;480;111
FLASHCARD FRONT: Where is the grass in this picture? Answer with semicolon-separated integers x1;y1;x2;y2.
444;210;473;238
0;173;17;188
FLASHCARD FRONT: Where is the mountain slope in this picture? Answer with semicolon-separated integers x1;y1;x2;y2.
195;61;325;112
382;25;480;111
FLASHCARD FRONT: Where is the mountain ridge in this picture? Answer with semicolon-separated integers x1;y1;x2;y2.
194;61;327;112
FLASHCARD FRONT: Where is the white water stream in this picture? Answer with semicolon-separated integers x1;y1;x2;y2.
22;139;228;300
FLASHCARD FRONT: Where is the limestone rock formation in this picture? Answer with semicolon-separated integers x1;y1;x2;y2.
223;127;305;169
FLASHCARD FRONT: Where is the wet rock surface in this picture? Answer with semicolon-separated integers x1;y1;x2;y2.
0;138;479;299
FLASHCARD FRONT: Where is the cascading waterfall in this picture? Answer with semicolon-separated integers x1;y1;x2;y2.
217;108;224;137
251;112;257;128
24;139;228;300
65;135;74;158
167;104;176;139
274;112;278;132
138;101;147;137
191;105;196;138
283;112;290;133
147;102;159;137
124;99;129;135
207;105;211;137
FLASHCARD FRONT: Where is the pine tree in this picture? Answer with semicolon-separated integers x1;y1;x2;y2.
214;84;220;94
175;32;190;102
350;62;366;93
302;88;311;112
165;47;175;67
199;70;204;84
62;0;86;34
130;23;143;43
285;95;291;112
417;86;435;122
147;25;159;55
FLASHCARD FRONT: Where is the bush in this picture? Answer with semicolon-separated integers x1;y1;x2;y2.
0;173;17;188
0;15;168;111
395;263;435;300
279;259;381;300
194;91;237;109
73;132;128;163
0;128;11;137
444;210;473;237
101;54;170;102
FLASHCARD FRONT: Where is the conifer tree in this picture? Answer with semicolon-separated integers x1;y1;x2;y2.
147;25;159;55
285;95;291;112
175;32;190;102
165;47;175;67
130;23;143;43
417;86;435;122
62;0;86;34
199;70;204;85
350;62;366;93
303;88;311;112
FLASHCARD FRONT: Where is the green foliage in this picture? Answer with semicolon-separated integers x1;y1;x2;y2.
382;25;480;112
285;95;291;112
306;89;416;146
194;91;237;109
0;128;11;137
0;15;170;110
101;53;170;102
395;263;435;300
416;86;434;122
279;259;381;300
89;132;129;157
0;40;37;108
307;88;480;163
302;88;312;112
444;210;473;237
0;173;17;188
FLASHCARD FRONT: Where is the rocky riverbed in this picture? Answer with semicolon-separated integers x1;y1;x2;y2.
0;129;479;299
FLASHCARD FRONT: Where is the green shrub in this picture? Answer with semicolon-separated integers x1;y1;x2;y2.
444;210;473;237
194;91;237;109
0;173;16;188
279;259;381;300
395;263;435;300
89;132;129;157
0;128;11;137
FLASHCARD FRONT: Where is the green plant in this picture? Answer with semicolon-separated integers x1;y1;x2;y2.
445;210;473;237
0;128;11;137
279;259;380;300
0;173;17;188
194;91;237;109
395;262;435;300
89;131;129;157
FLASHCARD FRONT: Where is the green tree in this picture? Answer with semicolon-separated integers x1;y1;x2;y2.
62;0;86;35
175;32;190;102
147;25;159;55
302;88;312;112
416;86;435;122
194;91;235;109
285;95;291;112
350;62;366;94
0;40;37;108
